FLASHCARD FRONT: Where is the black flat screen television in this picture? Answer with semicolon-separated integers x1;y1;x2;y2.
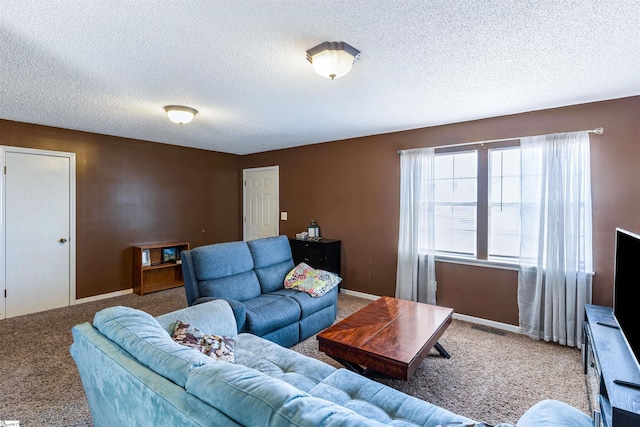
613;228;640;369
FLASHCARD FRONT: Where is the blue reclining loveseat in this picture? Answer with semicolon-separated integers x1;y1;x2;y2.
180;235;338;347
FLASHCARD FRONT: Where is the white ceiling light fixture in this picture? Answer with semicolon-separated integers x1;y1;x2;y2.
306;41;361;80
164;105;198;124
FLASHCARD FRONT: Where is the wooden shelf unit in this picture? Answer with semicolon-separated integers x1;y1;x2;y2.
133;242;189;295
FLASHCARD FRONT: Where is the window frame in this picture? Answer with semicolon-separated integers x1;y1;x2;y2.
433;139;520;264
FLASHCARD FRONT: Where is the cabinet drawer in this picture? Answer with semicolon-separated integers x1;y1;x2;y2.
294;249;326;265
289;240;316;250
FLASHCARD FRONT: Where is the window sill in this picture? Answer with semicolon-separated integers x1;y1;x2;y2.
431;255;595;276
433;255;520;271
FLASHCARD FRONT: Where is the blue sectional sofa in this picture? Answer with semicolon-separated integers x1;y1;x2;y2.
180;235;338;347
70;300;594;427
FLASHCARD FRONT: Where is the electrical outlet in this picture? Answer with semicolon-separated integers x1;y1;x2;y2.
280;212;288;220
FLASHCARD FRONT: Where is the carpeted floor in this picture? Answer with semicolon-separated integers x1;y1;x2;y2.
293;294;594;425
0;288;594;426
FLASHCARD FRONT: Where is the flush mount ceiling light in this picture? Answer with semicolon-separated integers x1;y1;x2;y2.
306;41;361;80
163;105;198;124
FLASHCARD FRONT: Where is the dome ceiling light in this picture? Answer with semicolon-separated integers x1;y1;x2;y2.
306;41;361;80
164;105;198;124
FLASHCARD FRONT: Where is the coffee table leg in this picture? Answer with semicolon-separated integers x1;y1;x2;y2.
434;342;451;359
327;355;366;375
326;355;397;379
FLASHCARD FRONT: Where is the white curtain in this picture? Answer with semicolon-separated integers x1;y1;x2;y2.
518;131;593;347
396;148;437;304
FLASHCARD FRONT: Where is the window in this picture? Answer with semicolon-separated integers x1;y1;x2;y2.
433;151;477;257
424;142;521;262
488;147;520;261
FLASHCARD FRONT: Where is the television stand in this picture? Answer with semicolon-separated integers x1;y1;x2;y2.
612;379;640;390
596;322;619;329
583;304;640;426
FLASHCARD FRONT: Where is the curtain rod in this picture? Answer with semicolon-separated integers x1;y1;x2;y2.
397;127;604;154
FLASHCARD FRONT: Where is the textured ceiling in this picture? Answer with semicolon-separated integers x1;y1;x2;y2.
2;1;639;155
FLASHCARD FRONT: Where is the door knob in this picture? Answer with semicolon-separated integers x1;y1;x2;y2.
59;238;67;244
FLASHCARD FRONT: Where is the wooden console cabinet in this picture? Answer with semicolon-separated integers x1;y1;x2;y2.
289;238;341;276
133;242;189;295
583;304;640;426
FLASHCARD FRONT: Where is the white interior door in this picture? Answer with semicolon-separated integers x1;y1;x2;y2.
243;166;279;241
2;148;75;319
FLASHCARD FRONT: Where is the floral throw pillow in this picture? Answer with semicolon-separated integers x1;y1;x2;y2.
171;320;235;363
284;263;342;298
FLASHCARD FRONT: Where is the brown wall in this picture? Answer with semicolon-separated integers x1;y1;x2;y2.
1;120;241;299
4;95;639;320
242;96;640;325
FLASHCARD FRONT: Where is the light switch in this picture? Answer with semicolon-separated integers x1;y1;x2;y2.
280;212;288;220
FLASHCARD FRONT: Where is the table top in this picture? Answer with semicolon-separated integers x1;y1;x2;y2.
289;238;341;244
318;296;453;365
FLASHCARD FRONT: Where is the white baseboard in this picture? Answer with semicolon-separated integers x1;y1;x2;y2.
452;313;522;334
339;288;522;334
339;288;380;300
73;288;133;305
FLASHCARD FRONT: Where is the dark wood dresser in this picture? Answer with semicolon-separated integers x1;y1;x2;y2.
289;238;341;276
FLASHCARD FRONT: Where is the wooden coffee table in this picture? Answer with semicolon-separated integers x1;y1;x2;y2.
317;296;453;380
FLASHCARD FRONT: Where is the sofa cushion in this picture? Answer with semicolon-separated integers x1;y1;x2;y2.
191;241;253;280
244;294;301;336
186;362;388;427
271;287;338;318
198;270;261;302
309;369;475;427
247;236;295;293
284;262;342;297
247;235;293;269
256;259;295;294
155;299;238;337
190;241;262;302
293;269;341;297
93;306;213;388
260;323;300;348
172;320;235;363
234;333;336;392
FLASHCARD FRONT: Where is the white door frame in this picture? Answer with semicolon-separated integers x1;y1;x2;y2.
0;146;77;319
242;166;279;241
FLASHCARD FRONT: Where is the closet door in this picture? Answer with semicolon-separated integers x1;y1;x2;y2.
243;166;279;241
3;149;74;318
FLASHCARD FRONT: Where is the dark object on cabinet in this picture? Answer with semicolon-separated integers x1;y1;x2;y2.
289;238;341;276
583;304;640;427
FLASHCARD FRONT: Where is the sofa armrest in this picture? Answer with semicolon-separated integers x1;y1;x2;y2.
70;322;240;427
156;299;239;337
193;297;247;333
181;250;200;306
516;400;593;427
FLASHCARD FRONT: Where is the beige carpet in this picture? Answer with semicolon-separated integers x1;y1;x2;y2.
0;288;592;426
293;294;593;425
